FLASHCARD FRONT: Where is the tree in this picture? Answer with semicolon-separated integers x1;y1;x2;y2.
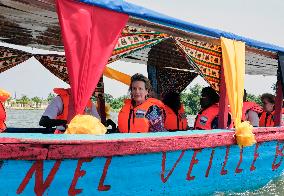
47;93;56;103
31;96;42;108
181;84;203;115
110;95;129;111
104;93;114;104
246;93;262;106
17;95;30;107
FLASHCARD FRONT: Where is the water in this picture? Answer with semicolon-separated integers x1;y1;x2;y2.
4;109;284;195
6;109;44;128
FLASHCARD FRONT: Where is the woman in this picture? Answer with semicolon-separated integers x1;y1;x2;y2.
259;93;276;127
162;91;188;131
118;73;167;133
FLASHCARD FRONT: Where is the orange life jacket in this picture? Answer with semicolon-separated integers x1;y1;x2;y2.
118;98;165;133
242;101;263;121
53;88;93;122
164;104;188;130
0;102;6;131
259;111;274;127
194;104;219;130
259;108;284;127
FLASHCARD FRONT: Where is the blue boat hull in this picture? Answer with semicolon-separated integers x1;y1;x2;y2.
0;140;283;195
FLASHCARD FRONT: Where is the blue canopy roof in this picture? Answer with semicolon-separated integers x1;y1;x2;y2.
80;0;284;53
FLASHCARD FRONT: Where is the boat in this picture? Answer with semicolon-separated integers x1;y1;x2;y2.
0;0;284;195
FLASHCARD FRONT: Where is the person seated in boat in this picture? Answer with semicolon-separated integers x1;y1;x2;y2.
39;87;100;133
259;93;276;127
242;89;263;127
0;89;10;133
162;91;188;131
194;87;231;130
118;73;167;133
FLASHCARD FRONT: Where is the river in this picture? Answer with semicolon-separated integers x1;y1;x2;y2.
4;109;284;195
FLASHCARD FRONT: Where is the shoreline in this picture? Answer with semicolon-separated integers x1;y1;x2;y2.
6;107;45;110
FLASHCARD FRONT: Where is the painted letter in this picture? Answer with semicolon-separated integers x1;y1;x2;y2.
205;148;215;178
68;158;92;196
250;143;260;171
272;141;284;171
161;150;185;183
98;157;112;191
235;148;243;173
17;160;61;195
221;146;230;175
186;149;202;181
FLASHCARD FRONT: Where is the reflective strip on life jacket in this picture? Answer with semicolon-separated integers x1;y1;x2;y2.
118;98;165;133
194;104;219;130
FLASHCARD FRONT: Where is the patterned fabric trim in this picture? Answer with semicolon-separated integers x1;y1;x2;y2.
174;37;222;92
34;54;69;83
0;46;32;73
109;25;168;63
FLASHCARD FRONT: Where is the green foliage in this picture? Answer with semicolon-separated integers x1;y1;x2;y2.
181;84;203;115
31;96;42;108
246;93;262;106
104;93;114;103
16;95;30;107
110;95;129;111
47;93;56;103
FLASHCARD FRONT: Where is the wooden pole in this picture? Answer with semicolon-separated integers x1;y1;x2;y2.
274;81;283;127
218;65;229;129
274;53;284;126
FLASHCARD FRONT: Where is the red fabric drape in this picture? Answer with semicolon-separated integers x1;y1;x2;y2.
56;0;128;114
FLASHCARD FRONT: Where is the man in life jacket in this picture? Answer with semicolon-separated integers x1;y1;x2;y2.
242;89;263;127
259;93;278;127
194;87;231;130
118;73;167;133
0;89;10;132
39;88;100;133
162;91;188;131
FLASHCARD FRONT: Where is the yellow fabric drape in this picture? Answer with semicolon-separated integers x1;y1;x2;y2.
221;37;256;147
103;67;131;86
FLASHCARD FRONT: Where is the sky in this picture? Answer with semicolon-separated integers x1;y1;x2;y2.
1;0;283;98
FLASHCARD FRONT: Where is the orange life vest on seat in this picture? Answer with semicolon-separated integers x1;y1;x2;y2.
259;108;284;127
164;104;188;130
242;101;263;121
118;98;165;133
53;88;93;122
0;102;6;131
194;104;219;130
